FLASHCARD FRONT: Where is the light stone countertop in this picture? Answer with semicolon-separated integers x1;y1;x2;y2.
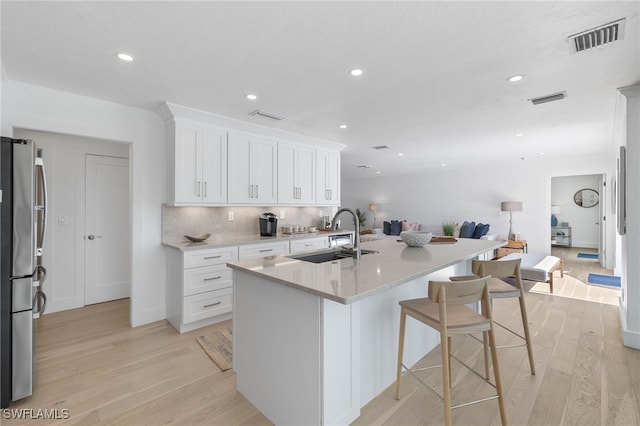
162;230;354;251
227;237;506;304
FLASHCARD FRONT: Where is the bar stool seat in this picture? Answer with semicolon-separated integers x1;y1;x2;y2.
395;277;507;426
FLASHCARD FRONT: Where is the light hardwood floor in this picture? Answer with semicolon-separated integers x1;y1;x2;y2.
5;257;638;425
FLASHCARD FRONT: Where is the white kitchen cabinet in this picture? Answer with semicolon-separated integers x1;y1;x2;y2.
316;149;341;206
238;241;289;260
289;236;329;254
228;132;277;204
166;246;238;333
278;141;316;205
168;120;227;205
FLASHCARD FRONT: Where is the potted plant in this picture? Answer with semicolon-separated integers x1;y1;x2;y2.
442;221;456;236
355;208;369;234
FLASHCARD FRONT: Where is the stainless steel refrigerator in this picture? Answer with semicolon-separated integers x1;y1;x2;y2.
1;137;48;408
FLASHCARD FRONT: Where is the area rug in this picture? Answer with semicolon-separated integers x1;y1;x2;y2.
587;273;621;288
577;252;599;259
196;327;233;371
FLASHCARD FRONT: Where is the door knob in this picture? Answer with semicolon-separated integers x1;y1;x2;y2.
87;235;102;240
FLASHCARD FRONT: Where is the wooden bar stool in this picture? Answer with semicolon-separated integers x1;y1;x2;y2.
451;258;535;377
395;277;507;426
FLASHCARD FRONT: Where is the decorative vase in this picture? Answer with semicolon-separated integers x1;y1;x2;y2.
551;214;558;227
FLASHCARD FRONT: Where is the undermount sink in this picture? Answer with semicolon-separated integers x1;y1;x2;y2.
289;248;378;264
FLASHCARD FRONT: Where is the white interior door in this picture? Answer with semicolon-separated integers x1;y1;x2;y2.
85;155;130;305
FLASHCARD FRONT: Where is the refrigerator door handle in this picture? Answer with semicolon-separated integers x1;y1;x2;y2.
35;154;47;257
32;291;47;319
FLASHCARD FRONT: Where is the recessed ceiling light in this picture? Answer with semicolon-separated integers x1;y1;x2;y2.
376;170;381;174
398;153;404;157
339;124;348;129
116;53;134;62
245;94;257;101
515;133;524;137
539;152;545;156
507;74;523;82
441;163;447;167
350;68;364;77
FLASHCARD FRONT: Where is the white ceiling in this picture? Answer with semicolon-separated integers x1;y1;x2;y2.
2;1;639;180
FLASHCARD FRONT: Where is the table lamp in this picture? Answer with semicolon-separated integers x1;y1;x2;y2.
368;203;377;229
501;201;523;240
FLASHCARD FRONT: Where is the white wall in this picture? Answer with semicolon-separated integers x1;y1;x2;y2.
342;155;616;268
551;174;600;248
1;80;166;326
13;129;129;314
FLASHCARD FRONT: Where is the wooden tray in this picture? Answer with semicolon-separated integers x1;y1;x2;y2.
430;236;458;244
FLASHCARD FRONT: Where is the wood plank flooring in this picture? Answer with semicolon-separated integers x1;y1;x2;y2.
4;249;638;425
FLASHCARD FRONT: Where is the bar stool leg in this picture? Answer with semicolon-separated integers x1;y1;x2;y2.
441;330;452;426
483;331;490;379
518;293;536;375
447;336;453;389
488;324;507;425
395;308;407;400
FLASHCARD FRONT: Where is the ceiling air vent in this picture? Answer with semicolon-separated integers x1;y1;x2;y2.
248;109;285;121
568;18;626;53
529;91;567;105
371;145;391;150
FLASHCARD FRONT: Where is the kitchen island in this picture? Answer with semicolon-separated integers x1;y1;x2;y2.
228;237;504;425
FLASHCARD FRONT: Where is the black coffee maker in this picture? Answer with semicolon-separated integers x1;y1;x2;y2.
259;212;278;236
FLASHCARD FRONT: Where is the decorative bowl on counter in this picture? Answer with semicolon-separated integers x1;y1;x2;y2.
184;233;211;242
400;231;432;247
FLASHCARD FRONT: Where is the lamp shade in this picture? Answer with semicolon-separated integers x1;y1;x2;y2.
501;201;523;212
368;203;377;212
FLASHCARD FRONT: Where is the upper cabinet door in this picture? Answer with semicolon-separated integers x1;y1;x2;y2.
228;132;277;204
316;149;340;206
173;121;203;205
296;144;316;204
170;121;227;206
201;127;228;204
278;142;316;205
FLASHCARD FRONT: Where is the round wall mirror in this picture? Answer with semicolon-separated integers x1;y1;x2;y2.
574;188;599;208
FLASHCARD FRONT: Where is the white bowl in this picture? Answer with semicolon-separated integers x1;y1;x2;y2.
400;231;432;247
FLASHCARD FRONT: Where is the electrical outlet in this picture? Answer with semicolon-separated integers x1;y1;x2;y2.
228;211;234;221
319;210;324;217
280;210;286;220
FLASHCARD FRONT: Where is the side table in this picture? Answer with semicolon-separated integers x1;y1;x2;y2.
495;240;528;259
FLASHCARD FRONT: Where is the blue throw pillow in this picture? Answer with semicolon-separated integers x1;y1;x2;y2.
390;220;402;236
473;223;490;239
383;221;391;235
459;221;476;238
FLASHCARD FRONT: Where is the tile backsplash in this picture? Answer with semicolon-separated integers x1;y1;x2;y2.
161;205;334;242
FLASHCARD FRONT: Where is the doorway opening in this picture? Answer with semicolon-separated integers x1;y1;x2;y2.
550;174;619;302
13;129;131;317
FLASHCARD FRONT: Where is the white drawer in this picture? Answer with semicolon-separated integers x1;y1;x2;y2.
184;246;238;269
290;236;329;254
238;241;289;260
184;264;233;296
183;288;233;324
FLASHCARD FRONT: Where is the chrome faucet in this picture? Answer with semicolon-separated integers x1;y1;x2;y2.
332;208;361;259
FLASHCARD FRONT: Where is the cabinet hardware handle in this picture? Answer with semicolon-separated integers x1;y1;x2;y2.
197;181;201;197
293;187;297;199
259;248;273;252
204;181;208;198
249;184;253;198
203;255;222;259
203;301;222;308
255;185;259;198
204;276;222;281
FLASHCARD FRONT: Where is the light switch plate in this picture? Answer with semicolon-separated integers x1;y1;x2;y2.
228;211;234;221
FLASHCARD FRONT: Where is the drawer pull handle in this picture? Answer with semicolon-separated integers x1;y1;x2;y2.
203;255;222;259
203;301;222;308
204;276;222;281
259;248;273;252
